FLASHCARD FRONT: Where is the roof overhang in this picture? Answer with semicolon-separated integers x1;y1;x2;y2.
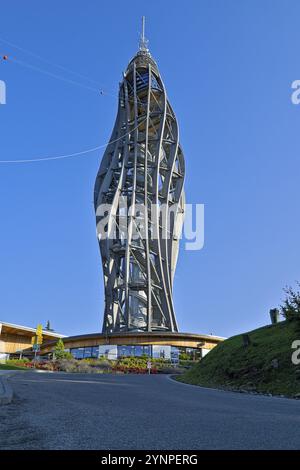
0;321;66;340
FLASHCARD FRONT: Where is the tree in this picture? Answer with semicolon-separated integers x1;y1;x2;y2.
45;320;53;332
54;338;71;360
280;282;300;321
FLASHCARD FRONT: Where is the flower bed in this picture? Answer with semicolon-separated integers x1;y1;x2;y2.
5;357;185;374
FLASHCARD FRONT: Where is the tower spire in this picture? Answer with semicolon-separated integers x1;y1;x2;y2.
139;16;149;53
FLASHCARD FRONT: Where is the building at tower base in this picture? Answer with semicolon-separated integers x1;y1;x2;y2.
39;331;225;361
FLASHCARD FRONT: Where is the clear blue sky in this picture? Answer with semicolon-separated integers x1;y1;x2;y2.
1;0;299;338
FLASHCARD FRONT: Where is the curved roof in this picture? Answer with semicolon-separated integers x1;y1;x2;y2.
40;331;225;354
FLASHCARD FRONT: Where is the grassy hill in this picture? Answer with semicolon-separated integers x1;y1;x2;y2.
177;320;300;397
0;363;27;371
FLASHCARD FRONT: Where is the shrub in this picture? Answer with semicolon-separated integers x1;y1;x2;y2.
76;362;92;374
93;360;112;372
24;362;35;368
54;358;108;373
280;283;300;321
31;361;56;371
56;358;78;373
79;358;113;372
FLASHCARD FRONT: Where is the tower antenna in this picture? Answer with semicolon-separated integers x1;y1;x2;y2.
139;16;149;52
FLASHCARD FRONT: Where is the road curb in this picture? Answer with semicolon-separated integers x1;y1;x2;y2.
0;375;14;405
167;374;297;401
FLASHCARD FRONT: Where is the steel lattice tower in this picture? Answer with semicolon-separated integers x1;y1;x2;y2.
94;20;185;333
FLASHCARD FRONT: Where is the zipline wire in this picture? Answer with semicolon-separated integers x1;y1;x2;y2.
0;118;147;164
0;34;108;89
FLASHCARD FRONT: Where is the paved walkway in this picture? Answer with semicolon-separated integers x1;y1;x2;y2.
0;372;300;449
0;370;17;405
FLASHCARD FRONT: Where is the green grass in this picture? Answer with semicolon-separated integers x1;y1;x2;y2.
177;320;300;397
0;363;28;370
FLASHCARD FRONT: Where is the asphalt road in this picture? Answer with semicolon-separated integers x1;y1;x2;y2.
0;372;300;450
